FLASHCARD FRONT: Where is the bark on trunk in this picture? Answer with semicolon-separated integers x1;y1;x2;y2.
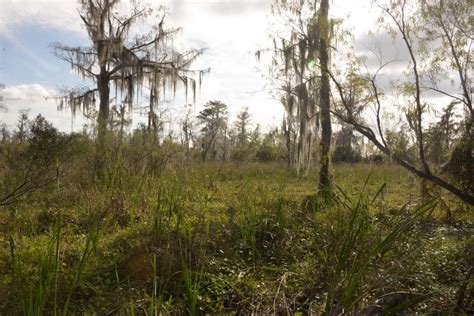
318;0;332;191
96;66;110;173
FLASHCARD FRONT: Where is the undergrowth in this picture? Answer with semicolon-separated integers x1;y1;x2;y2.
0;163;472;314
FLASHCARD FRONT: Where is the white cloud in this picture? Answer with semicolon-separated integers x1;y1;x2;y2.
0;83;86;132
3;83;53;100
0;0;82;35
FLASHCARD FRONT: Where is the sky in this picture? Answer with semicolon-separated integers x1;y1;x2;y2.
0;0;440;133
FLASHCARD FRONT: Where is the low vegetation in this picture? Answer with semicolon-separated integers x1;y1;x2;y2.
0;120;472;314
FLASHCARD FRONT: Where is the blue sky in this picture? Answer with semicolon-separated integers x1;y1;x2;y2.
0;20;90;130
1;25;86;86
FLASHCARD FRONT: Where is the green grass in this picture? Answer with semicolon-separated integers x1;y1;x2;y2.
0;162;472;314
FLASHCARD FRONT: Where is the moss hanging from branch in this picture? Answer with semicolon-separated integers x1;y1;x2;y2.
51;0;209;132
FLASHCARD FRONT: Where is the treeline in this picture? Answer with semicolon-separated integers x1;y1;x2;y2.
0;106;385;170
0;100;469;171
0;103;370;205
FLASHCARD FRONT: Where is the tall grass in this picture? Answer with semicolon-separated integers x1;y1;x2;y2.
148;254;164;316
314;181;438;314
2;162;469;314
179;219;207;315
8;216;100;316
62;221;100;315
9;220;61;316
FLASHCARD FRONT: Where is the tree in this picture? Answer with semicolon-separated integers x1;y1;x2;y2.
15;110;30;143
0;83;6;115
229;107;254;162
0;123;9;143
235;107;251;147
317;0;332;191
52;0;207;170
419;0;472;136
256;127;283;162
111;104;131;140
262;0;334;184
425;101;461;164
328;0;473;205
332;126;362;163
1;115;77;206
260;0;320;174
181;104;195;158
197;101;228;161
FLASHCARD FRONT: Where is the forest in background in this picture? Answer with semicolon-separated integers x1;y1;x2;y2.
0;0;472;314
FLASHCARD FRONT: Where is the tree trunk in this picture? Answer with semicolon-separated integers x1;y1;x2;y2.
148;89;154;135
223;126;228;161
420;178;429;202
96;66;110;173
202;144;208;162
318;0;332;192
284;117;293;168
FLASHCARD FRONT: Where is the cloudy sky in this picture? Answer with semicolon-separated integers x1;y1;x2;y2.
0;0;401;132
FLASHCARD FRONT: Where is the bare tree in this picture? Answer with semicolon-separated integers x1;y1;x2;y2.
51;0;207;170
327;0;473;204
15;110;30;143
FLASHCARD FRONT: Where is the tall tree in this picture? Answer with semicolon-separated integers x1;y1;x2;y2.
197;101;228;161
52;0;206;170
15;110;30;143
425;101;461;164
317;0;332;191
235;106;251;146
261;0;326;176
181;105;195;158
332;126;362;163
0;83;6;113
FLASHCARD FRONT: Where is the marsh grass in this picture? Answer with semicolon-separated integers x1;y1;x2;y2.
1;162;472;314
316;187;438;314
8;222;61;316
7;214;101;316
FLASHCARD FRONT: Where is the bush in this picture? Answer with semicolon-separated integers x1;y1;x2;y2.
256;142;281;162
332;146;362;163
0;115;81;206
230;145;254;162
